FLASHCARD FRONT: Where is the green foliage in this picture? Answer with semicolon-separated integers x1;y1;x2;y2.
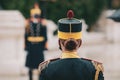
0;0;107;30
46;0;106;30
0;0;34;18
106;0;120;9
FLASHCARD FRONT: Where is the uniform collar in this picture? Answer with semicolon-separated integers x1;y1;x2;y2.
61;51;80;59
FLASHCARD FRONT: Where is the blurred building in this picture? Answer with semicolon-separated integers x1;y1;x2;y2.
0;10;25;75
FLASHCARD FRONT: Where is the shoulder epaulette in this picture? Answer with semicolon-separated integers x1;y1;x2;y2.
38;58;60;74
92;60;104;80
92;60;104;72
82;58;104;80
82;58;103;71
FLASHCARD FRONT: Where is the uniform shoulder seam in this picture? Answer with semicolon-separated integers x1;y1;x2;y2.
38;60;50;74
92;61;104;72
81;57;102;64
92;61;104;80
38;58;60;74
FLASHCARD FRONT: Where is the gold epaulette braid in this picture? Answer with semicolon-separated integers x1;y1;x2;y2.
38;58;60;74
92;61;104;80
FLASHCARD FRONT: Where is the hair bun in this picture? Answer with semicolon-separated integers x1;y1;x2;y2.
64;39;77;51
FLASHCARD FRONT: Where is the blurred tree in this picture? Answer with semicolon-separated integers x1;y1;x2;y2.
46;0;106;31
0;0;107;30
106;0;120;9
0;0;34;18
111;0;120;9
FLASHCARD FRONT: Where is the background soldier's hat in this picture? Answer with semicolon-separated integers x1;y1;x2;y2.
58;10;82;39
30;8;41;19
30;8;41;17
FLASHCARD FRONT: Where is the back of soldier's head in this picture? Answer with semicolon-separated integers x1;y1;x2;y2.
57;10;82;51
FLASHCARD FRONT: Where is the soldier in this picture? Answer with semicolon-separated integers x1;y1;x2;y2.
39;10;104;80
25;3;48;80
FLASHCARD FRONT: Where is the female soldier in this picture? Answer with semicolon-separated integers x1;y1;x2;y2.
25;3;47;80
39;10;104;80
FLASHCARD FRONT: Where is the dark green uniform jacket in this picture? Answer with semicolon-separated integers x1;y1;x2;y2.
39;57;104;80
25;21;47;69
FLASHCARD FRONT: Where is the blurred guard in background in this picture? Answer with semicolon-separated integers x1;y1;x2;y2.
39;10;104;80
25;3;48;80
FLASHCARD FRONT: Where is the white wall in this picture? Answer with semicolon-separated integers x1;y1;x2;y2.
0;10;25;75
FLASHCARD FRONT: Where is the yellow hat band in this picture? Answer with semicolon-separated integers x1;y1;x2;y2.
30;8;41;16
58;31;82;39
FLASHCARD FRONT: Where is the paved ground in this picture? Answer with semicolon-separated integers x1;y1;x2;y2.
0;76;28;80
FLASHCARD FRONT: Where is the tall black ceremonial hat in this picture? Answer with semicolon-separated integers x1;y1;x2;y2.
58;10;82;39
30;3;41;17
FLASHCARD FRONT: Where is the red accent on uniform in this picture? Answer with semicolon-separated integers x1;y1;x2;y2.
67;10;74;19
